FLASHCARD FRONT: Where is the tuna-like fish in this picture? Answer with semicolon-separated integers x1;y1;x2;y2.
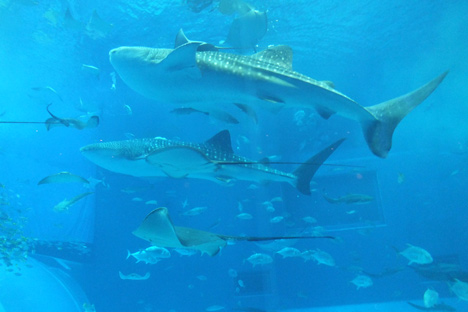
109;29;447;158
351;274;373;290
246;253;273;267
119;271;150;280
81;130;344;195
127;246;171;264
399;244;433;265
322;193;374;204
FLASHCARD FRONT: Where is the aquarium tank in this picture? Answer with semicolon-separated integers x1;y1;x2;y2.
0;0;467;311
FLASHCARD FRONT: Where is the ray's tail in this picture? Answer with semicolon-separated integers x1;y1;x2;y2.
362;71;448;158
293;138;345;195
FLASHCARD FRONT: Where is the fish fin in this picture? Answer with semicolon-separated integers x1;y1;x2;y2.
214;175;235;184
293;139;345;195
316;106;336;119
170;107;207;115
208;110;239;124
86;116;99;128
146;146;215;178
174;29;218;52
205;130;234;154
257;94;285;113
322;193;338;203
234;103;258;123
161;42;202;78
126;250;131;260
321;80;335;89
362;71;448;158
174;29;190;48
252;45;293;69
258;157;270;165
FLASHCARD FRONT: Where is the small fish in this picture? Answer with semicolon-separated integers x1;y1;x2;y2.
424;288;439;308
351;274;373;289
450;279;468;301
196;275;207;281
119;271;150;280
124;104;132;115
121;185;153;193
323;193;374;205
145;200;158;205
81;64;100;79
397;172;405;184
270;196;283;202
270;216;284;223
304;249;335;266
399;244;433;265
238;280;245;288
236;212;253;220
228;268;238;278
127;246;171;264
53;192;93;213
262;201;275;212
28;86;63;104
206;305;225;312
276;247;301;258
132;197;143;201
38;172;89;185
173;248;198;256
302;216;317;224
246;253;273;267
182;206;207;216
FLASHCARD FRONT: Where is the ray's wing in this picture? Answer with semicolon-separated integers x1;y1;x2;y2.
132;207;227;256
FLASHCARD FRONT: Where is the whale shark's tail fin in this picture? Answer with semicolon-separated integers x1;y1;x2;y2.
293;138;345;195
362;71;448;158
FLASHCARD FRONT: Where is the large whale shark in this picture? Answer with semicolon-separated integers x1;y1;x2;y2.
80;130;344;195
109;30;447;158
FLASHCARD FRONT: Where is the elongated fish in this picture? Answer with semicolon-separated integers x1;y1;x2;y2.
53;192;93;212
109;30;448;158
81;130;343;195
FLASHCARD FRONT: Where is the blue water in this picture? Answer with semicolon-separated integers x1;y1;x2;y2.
1;1;468;311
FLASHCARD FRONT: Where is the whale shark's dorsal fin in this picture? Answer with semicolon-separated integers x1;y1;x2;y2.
174;29;218;52
252;45;293;70
205;130;233;154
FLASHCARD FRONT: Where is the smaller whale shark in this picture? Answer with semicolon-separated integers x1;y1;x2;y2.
81;130;344;195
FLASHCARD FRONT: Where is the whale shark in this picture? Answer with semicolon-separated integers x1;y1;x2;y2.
109;30;447;158
80;130;344;195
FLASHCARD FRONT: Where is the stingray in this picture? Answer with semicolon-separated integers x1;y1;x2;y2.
38;172;89;185
226;8;267;50
0;104;99;130
86;10;113;40
133;207;335;256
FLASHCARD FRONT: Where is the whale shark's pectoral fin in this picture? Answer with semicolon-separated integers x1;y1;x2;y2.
207;110;239;124
316;106;336;119
145;146;216;178
234;103;258;123
161;42;202;79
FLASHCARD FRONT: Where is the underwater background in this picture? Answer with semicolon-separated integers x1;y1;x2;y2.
1;0;468;311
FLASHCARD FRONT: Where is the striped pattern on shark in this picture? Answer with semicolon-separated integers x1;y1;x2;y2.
109;30;448;158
